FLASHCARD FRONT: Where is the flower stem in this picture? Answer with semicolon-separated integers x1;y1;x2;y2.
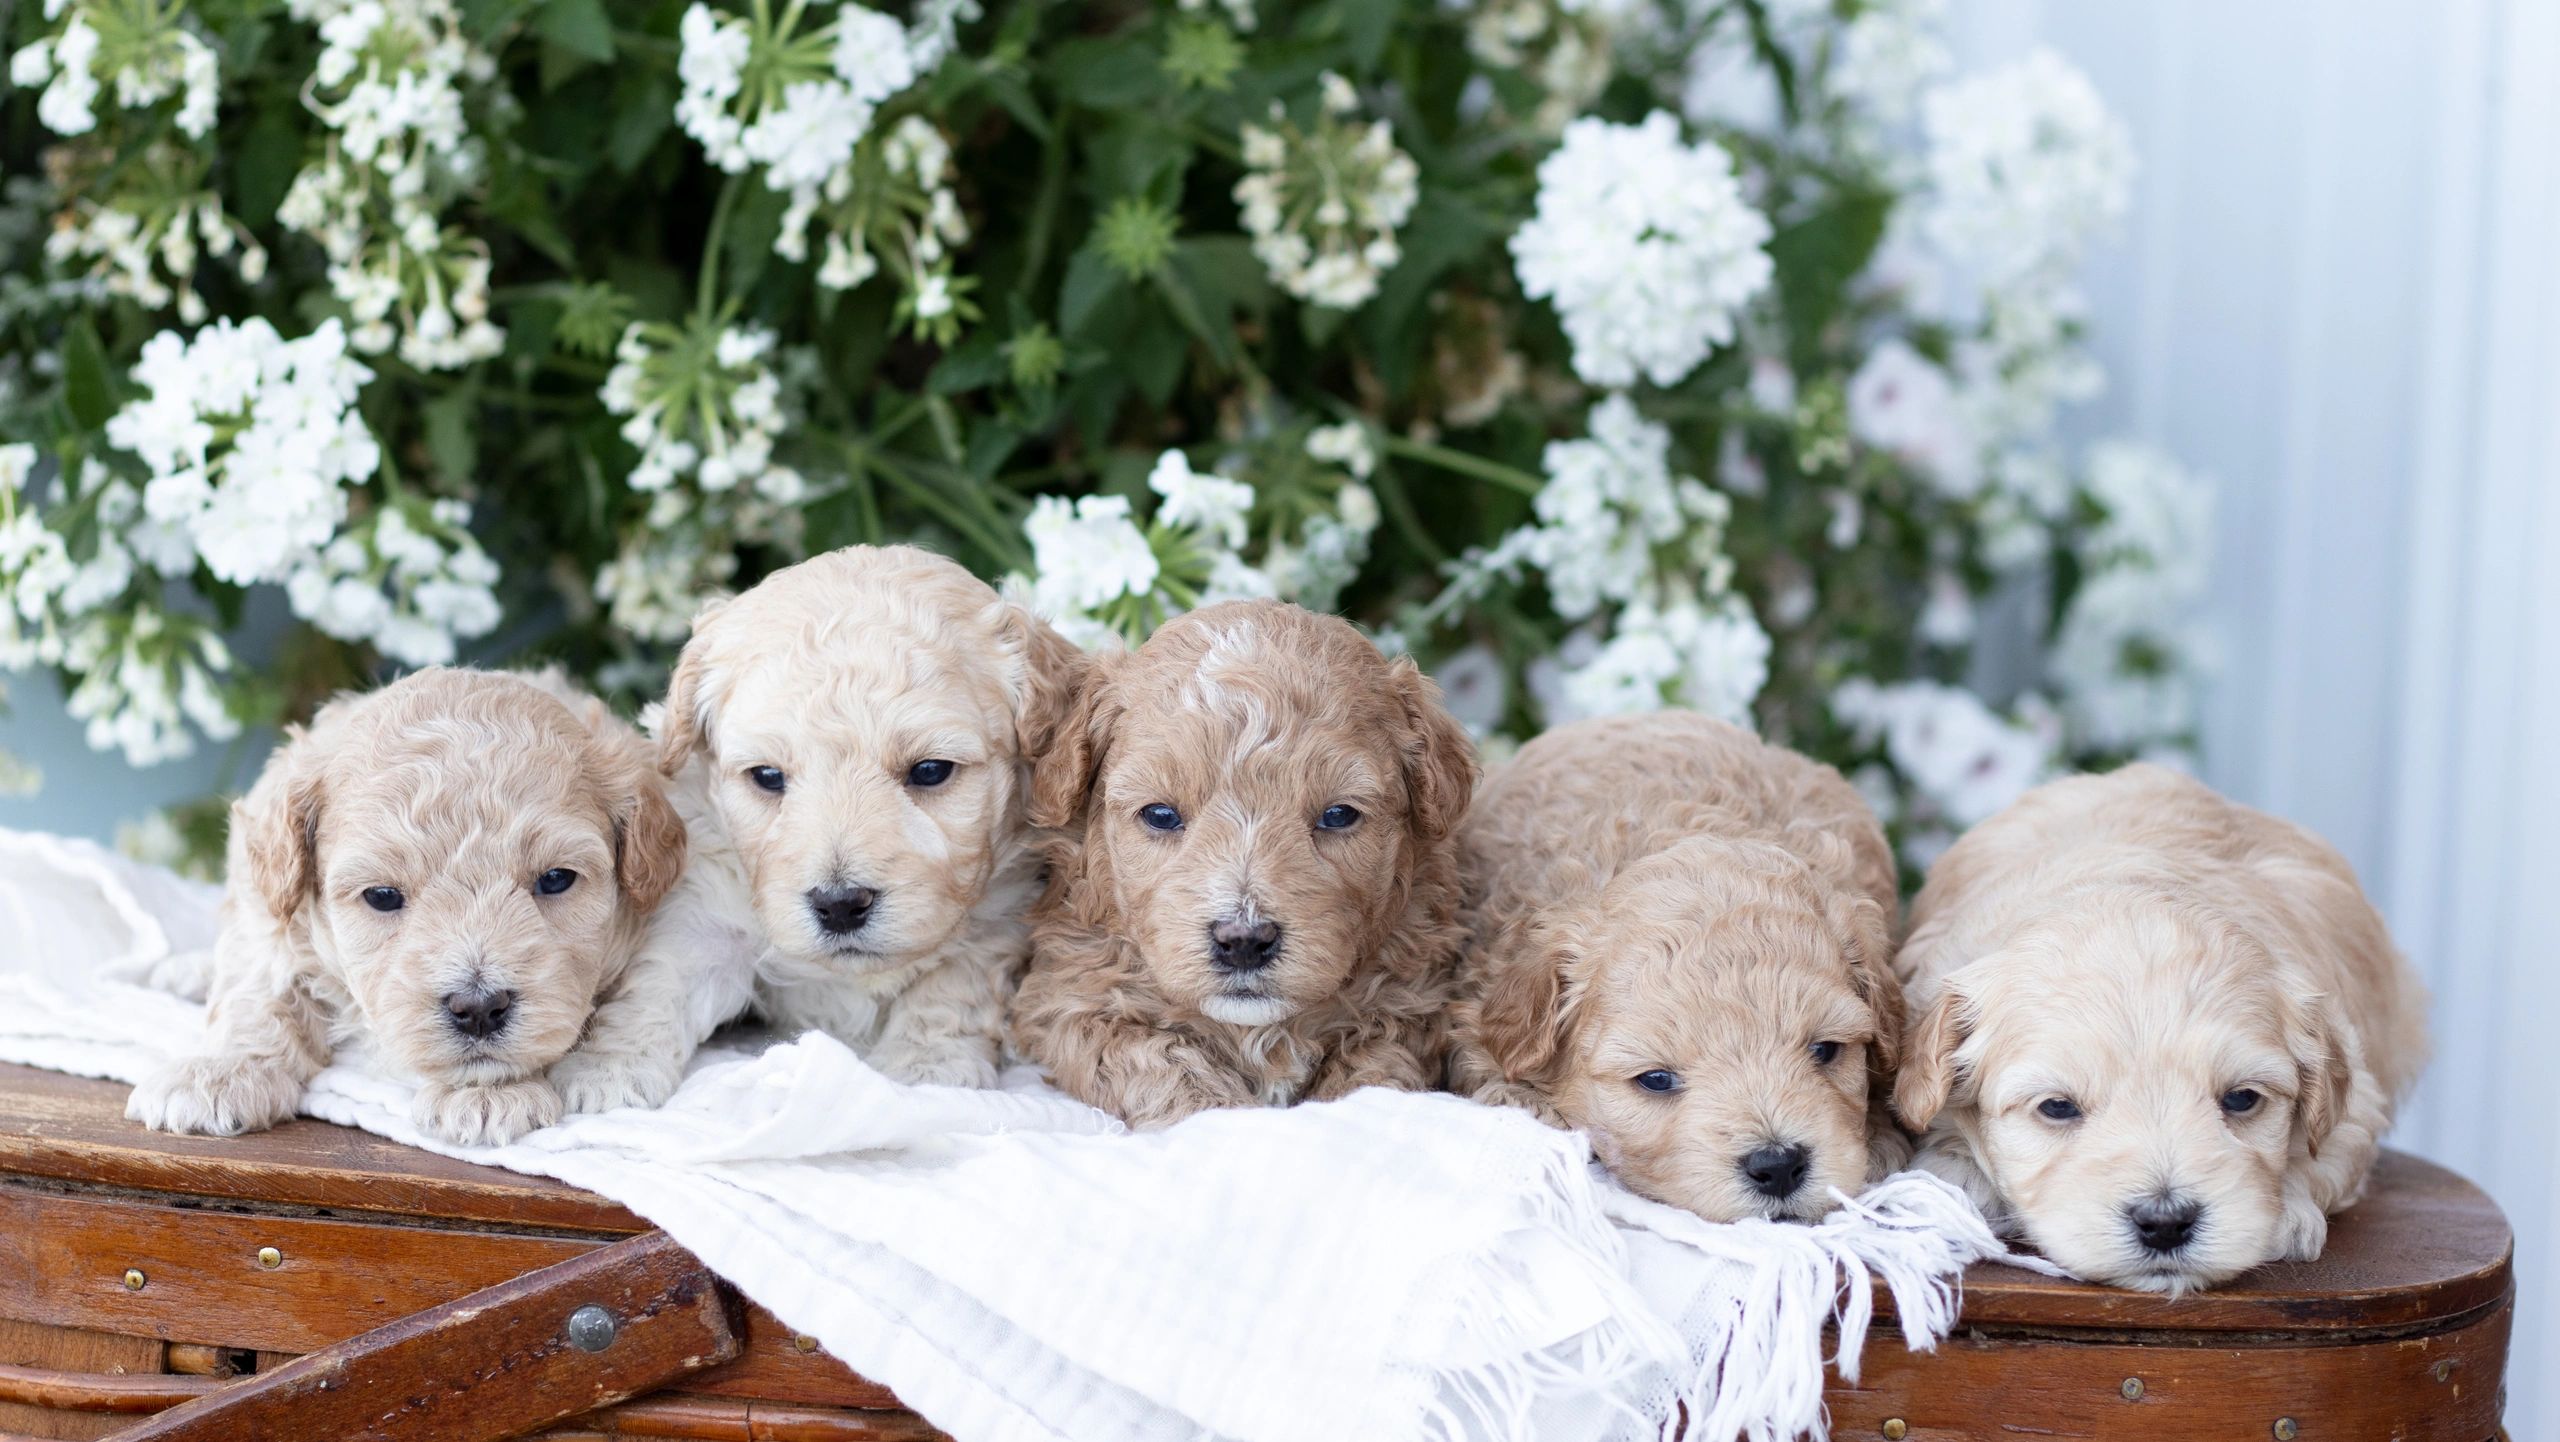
697;172;749;316
1381;434;1545;497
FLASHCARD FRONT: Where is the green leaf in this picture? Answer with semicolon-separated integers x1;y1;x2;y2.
423;389;480;483
1767;187;1893;366
1058;243;1125;336
232;108;304;231
533;0;614;63
1049;35;1167;110
62;319;116;432
1339;0;1399;71
607;71;676;173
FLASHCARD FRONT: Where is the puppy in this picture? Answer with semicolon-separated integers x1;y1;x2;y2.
128;668;688;1145
1451;711;1908;1222
1893;764;2429;1291
1011;600;1477;1128
641;544;1086;1089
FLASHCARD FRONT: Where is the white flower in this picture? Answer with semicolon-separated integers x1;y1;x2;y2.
1235;95;1420;310
1846;339;1980;498
1507;394;1729;622
832;5;916;104
1305;422;1375;480
1148;451;1255;550
1832;0;1950;129
2048;441;2213;752
1552;597;1770;726
0;445;35;493
1920;49;2134;291
744;81;872;190
1026;494;1158;614
1833;678;2051;826
1511;112;1774;388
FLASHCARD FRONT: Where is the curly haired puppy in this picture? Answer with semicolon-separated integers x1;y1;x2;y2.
1451;712;1908;1222
1011;600;1477;1128
128;668;688;1146
644;545;1086;1090
1894;764;2429;1291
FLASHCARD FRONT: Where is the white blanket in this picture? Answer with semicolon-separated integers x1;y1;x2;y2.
0;828;2025;1442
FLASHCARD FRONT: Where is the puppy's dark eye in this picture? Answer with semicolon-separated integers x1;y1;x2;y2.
1317;804;1361;831
1633;1069;1680;1094
1809;1040;1842;1066
361;886;404;913
2038;1097;2083;1122
907;759;956;788
536;868;578;896
747;766;786;794
1138;803;1184;832
2220;1087;2262;1116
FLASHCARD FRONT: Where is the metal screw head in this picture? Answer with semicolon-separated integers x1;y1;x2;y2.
256;1247;282;1270
565;1304;619;1353
121;1269;146;1292
2273;1419;2298;1441
2119;1377;2144;1401
791;1333;822;1354
2430;1358;2455;1383
1882;1420;1908;1441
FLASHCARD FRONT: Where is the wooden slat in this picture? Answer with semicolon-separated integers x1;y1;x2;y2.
0;1323;158;1442
0;1065;640;1234
113;1231;738;1442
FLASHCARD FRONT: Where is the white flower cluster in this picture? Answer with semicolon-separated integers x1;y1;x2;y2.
1920;49;2135;293
597;321;808;640
11;1;220;140
1176;0;1255;31
275;0;505;370
1235;73;1421;310
1018;446;1377;649
1485;395;1769;725
1846;337;1977;500
1833;677;2058;862
1511;112;1773;388
44;146;269;324
287;501;502;667
1465;0;1617;133
2048;441;2212;755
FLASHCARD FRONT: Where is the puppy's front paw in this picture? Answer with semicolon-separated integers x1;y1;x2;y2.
2276;1184;2331;1261
127;1056;302;1136
413;1078;563;1146
867;1036;1000;1090
550;1048;685;1116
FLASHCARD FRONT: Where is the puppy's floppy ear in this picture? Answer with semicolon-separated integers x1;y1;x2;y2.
2285;990;2354;1159
236;740;325;923
997;603;1091;761
1388;656;1478;846
610;768;689;914
654;595;732;778
1027;651;1123;831
1893;979;1973;1131
1827;884;1906;1071
1476;910;1588;1084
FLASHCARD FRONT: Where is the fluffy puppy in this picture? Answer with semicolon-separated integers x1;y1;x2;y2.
1451;712;1908;1222
1893;764;2429;1291
642;544;1086;1089
128;668;688;1145
1012;600;1477;1128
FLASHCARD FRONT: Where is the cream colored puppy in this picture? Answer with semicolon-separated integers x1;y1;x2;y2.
640;545;1085;1090
1894;764;2429;1291
128;668;688;1145
1451;711;1908;1222
1011;600;1477;1128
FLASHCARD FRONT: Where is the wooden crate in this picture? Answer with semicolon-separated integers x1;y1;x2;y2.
0;1063;2511;1440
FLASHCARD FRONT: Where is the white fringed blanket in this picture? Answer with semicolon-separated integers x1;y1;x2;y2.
0;828;2021;1442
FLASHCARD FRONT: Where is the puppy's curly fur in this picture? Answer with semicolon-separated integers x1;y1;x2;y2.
127;668;687;1146
1011;600;1477;1128
1893;764;2430;1291
642;545;1086;1089
1451;711;1909;1222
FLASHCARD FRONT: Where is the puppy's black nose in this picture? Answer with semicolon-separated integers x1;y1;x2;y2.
443;987;516;1040
806;884;878;936
1206;916;1283;973
1740;1142;1812;1200
2127;1195;2203;1254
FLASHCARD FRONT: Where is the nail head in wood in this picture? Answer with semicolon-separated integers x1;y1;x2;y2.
1881;1420;1908;1440
2119;1376;2144;1401
566;1303;618;1353
792;1333;821;1354
2273;1419;2299;1440
122;1268;146;1291
256;1247;282;1269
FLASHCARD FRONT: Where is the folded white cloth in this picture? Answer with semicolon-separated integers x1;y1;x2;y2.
0;828;2024;1442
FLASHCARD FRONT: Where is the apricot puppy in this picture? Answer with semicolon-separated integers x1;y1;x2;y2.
1894;764;2429;1291
644;545;1086;1089
1011;600;1477;1128
128;668;687;1145
1452;711;1908;1222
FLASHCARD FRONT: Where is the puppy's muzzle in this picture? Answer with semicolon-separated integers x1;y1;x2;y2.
2126;1194;2203;1254
1739;1141;1812;1201
443;986;517;1041
806;884;879;937
1206;916;1283;974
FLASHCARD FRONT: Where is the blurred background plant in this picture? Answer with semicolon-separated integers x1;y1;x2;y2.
0;0;2208;879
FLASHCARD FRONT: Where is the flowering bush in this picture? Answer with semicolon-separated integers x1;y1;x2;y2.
1;0;2209;877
